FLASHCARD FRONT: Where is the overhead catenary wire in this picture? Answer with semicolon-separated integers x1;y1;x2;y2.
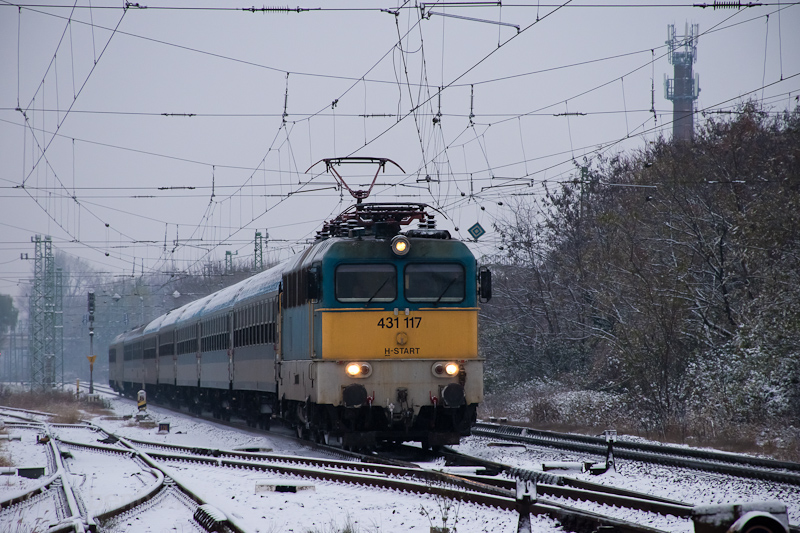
3;0;797;282
4;2;798;10
20;7;127;187
6;0;788;94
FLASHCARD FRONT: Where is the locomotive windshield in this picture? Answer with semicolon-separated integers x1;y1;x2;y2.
405;263;465;303
336;264;397;303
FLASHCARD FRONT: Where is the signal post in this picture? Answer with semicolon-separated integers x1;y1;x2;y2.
88;290;95;394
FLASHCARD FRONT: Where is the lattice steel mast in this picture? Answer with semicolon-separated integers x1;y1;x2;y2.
29;235;63;390
254;231;265;271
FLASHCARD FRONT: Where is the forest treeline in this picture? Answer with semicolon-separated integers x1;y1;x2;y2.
481;103;800;448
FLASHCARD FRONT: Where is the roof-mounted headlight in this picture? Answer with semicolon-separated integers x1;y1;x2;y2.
391;235;410;256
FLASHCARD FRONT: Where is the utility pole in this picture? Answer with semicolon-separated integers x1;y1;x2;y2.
665;22;700;142
87;289;96;394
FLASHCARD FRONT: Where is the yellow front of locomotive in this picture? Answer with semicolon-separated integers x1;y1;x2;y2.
311;232;487;447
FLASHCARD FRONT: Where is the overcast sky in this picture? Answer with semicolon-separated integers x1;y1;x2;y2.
1;0;798;307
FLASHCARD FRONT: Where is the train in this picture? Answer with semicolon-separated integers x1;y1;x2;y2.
109;159;491;449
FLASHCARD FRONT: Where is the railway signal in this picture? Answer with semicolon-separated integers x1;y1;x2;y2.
88;290;95;394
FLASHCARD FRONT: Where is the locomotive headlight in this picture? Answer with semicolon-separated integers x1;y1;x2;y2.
345;362;372;378
432;361;460;377
391;235;410;256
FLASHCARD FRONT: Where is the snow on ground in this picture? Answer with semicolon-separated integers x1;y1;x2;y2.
90;398;281;453
61;445;158;516
0;426;50;473
100;486;201;533
4;391;799;532
0;426;54;502
49;424;109;445
161;459;527;533
0;487;64;532
86;396;539;532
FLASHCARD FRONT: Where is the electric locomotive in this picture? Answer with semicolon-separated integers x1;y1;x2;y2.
109;158;491;448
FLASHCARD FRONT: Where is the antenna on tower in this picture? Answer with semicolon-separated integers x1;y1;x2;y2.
664;22;700;141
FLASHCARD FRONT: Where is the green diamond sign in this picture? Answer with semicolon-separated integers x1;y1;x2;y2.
468;222;486;240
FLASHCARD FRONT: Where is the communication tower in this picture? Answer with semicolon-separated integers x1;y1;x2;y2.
29;235;64;389
664;23;700;142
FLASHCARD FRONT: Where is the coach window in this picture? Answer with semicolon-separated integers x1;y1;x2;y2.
405;264;465;303
336;264;396;303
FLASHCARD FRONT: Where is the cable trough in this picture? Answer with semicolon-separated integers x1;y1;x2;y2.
472;421;800;486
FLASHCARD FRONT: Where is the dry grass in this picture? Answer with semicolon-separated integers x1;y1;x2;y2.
0;387;113;424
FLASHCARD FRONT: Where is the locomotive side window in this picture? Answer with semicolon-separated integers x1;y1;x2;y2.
405;264;465;303
336;264;397;303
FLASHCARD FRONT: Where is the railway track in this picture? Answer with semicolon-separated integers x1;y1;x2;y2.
1;412;245;533
80;388;691;531
5;396;795;533
98;430;679;533
101;427;701;532
471;421;800;486
0;414;94;532
1;404;673;532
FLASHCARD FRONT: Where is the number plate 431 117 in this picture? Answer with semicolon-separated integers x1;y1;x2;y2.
377;316;422;329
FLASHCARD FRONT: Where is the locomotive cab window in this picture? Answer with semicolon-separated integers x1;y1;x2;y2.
405;263;465;303
336;264;397;303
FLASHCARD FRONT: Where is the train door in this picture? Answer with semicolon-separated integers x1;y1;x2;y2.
275;283;283;402
228;311;234;384
195;322;201;388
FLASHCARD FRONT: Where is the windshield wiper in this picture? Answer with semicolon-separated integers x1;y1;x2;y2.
365;276;392;307
435;276;460;304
